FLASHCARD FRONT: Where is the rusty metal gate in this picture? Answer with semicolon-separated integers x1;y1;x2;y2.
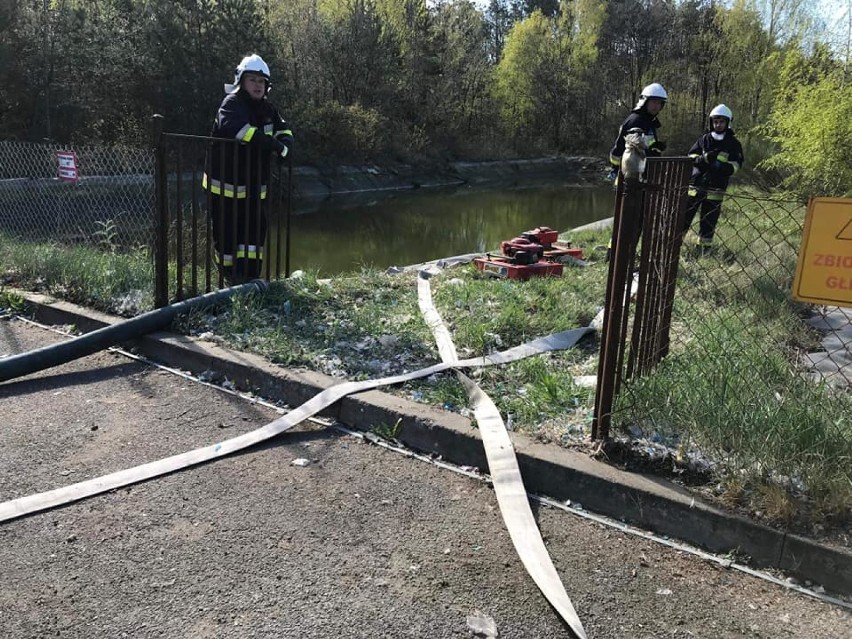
152;115;292;307
592;157;693;439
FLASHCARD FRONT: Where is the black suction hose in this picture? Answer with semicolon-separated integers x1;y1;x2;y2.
0;279;268;384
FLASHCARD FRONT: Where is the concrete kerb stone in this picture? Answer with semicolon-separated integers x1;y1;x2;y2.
13;291;852;596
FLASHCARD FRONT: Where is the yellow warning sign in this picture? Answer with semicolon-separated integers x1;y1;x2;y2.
792;197;852;307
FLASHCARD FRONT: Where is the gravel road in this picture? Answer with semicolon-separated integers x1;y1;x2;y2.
0;317;849;638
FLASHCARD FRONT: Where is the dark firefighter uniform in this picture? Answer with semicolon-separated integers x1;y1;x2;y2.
683;130;744;245
204;90;293;281
609;110;665;173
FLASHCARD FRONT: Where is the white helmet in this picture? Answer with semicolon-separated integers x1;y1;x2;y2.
225;54;271;94
635;82;668;110
708;104;733;123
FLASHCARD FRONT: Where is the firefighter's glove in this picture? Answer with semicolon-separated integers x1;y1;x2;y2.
276;141;290;163
703;150;718;164
716;161;734;177
694;154;708;169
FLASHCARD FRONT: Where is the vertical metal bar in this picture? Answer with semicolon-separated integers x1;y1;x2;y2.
254;144;262;281
204;142;213;293
175;144;184;301
285;155;293;278
218;141;227;290
274;164;282;280
593;178;637;441
236;144;246;283
152;115;169;308
190;147;199;298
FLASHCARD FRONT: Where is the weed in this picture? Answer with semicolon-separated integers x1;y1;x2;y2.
372;418;403;440
0;288;26;313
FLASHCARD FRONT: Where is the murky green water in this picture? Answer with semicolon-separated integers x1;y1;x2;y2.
275;183;615;276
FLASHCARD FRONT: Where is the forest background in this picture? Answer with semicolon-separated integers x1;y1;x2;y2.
0;0;849;198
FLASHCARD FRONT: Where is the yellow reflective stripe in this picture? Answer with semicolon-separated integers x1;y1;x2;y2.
689;153;700;159
203;175;248;198
730;161;740;173
203;174;268;199
214;252;235;266
609;154;620;167
236;124;257;142
275;129;293;138
264;124;274;135
688;187;698;197
236;244;264;260
717;151;730;162
707;192;725;201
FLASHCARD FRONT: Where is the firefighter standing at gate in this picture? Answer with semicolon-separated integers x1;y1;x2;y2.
607;82;669;182
682;104;744;248
204;54;293;283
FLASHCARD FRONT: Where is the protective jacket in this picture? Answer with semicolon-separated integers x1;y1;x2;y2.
609;109;664;168
687;129;744;199
204;90;293;280
204;90;293;199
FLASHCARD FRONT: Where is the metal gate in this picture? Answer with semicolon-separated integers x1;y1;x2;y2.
152;115;292;307
593;157;693;439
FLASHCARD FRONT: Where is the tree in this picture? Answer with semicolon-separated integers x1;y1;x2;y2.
494;0;605;150
761;44;852;196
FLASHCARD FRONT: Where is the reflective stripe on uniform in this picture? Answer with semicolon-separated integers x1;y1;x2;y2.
214;245;263;266
214;252;234;266
235;124;257;142
203;174;268;199
236;244;263;260
609;154;620;167
275;129;293;139
706;191;725;201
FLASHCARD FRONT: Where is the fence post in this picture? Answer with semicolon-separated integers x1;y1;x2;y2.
152;114;169;308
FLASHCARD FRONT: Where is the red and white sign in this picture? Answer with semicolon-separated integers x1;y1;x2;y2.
56;150;79;183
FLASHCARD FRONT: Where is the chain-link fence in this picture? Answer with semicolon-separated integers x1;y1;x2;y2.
614;190;852;514
0;141;155;250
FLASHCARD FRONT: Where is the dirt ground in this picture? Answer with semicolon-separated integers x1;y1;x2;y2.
0;317;850;638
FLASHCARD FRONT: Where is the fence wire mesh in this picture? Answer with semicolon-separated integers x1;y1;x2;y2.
614;190;851;519
0;140;155;250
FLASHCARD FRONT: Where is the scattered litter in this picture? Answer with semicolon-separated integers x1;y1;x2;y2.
656;588;673;595
291;458;311;467
574;375;597;388
466;611;498;638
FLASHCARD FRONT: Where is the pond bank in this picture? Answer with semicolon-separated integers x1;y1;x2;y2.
293;156;606;200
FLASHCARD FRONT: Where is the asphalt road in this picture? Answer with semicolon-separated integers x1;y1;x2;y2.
0;317;849;638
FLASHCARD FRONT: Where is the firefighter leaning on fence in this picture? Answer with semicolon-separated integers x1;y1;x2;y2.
607;82;669;182
204;54;293;283
682;104;744;248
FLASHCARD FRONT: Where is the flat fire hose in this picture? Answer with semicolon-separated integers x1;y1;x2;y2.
0;330;591;524
417;269;587;639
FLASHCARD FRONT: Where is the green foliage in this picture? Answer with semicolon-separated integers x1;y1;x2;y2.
0;0;847;184
301;101;393;161
761;47;852;197
494;0;604;149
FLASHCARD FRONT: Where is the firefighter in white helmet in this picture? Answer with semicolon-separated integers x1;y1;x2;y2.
203;54;294;283
682;104;744;248
608;82;669;181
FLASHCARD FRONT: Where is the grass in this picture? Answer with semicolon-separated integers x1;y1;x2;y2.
1;189;850;533
0;231;153;316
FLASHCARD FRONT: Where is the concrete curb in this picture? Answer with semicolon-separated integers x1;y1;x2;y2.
13;292;852;596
